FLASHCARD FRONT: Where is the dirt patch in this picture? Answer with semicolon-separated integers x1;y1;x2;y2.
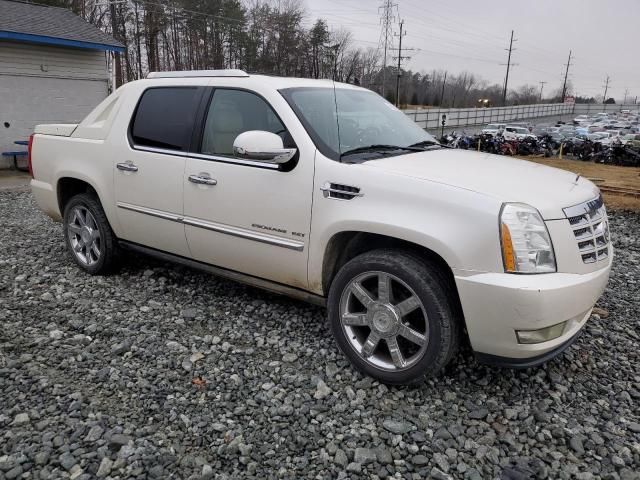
520;157;640;211
0;169;30;191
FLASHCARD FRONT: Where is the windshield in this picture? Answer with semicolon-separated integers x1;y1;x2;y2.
280;87;437;161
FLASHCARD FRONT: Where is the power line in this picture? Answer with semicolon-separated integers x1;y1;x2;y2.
378;0;397;98
500;30;517;106
561;50;572;101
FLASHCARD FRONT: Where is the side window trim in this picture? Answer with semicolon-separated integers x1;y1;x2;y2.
128;85;206;154
187;151;280;170
191;86;298;171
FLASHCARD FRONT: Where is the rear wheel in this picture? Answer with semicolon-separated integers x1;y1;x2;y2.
328;250;461;385
63;193;119;274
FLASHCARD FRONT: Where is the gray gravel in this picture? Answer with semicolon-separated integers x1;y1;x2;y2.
1;190;639;480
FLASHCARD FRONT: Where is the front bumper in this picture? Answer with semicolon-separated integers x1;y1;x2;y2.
454;253;612;363
475;329;582;368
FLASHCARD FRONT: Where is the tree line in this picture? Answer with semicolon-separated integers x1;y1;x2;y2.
37;0;587;107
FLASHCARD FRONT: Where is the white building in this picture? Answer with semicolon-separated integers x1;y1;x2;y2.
0;0;123;168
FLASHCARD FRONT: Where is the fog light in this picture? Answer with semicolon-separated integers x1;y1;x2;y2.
516;321;567;344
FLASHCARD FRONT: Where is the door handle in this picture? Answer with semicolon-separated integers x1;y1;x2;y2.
188;174;217;186
116;162;138;172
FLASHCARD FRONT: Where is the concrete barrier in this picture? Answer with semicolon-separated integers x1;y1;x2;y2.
403;103;575;129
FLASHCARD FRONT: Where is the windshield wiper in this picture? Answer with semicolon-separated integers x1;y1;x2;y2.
340;144;423;158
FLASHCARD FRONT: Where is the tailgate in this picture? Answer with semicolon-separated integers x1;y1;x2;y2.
34;123;78;136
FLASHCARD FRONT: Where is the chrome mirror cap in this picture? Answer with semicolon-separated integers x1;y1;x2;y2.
233;130;296;164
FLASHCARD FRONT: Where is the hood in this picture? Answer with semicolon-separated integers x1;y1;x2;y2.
362;149;600;219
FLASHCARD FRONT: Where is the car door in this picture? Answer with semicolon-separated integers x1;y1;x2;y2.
113;85;204;257
183;87;314;289
503;127;516;141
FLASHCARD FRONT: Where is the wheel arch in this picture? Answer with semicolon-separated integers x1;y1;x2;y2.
322;231;460;304
57;176;100;214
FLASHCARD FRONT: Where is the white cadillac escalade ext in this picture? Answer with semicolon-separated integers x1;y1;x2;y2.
29;70;612;384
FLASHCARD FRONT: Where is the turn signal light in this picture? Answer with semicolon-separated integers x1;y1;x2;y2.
500;223;516;272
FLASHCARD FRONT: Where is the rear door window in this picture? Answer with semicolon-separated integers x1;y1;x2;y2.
131;87;201;151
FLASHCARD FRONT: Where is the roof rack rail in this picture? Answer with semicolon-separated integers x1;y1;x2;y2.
147;69;249;79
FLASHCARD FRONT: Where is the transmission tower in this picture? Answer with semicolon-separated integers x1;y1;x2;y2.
378;0;397;98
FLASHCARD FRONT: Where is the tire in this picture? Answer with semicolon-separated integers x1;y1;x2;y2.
62;193;120;274
327;249;461;385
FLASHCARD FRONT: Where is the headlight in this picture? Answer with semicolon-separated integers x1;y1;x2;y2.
500;203;556;273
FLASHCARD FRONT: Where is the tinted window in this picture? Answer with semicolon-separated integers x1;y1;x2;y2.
201;89;286;156
131;87;200;151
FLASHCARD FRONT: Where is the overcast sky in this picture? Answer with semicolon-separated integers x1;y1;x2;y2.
302;0;639;102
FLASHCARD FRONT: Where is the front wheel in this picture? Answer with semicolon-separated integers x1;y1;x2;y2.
63;193;120;274
327;250;461;385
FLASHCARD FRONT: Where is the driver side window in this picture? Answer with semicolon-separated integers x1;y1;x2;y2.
201;89;288;156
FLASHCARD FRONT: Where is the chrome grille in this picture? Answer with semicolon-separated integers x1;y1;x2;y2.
563;195;610;264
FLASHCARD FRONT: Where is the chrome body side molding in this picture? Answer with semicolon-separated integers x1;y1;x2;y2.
117;202;183;222
116;202;304;251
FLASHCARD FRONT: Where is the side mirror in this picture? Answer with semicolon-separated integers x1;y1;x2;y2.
233;130;296;164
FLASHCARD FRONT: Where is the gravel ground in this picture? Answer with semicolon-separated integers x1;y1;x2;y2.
1;191;639;480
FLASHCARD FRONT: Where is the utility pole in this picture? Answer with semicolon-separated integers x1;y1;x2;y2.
378;0;397;98
393;20;411;107
501;30;517;106
561;50;572;102
109;0;123;88
602;75;610;104
539;81;547;102
440;71;447;106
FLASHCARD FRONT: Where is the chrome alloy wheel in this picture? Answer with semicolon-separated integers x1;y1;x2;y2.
339;271;429;371
67;206;101;266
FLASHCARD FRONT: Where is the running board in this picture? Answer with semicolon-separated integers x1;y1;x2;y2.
119;241;326;307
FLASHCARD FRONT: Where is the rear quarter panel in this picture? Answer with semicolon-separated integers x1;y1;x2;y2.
30;135;121;232
30;85;137;232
